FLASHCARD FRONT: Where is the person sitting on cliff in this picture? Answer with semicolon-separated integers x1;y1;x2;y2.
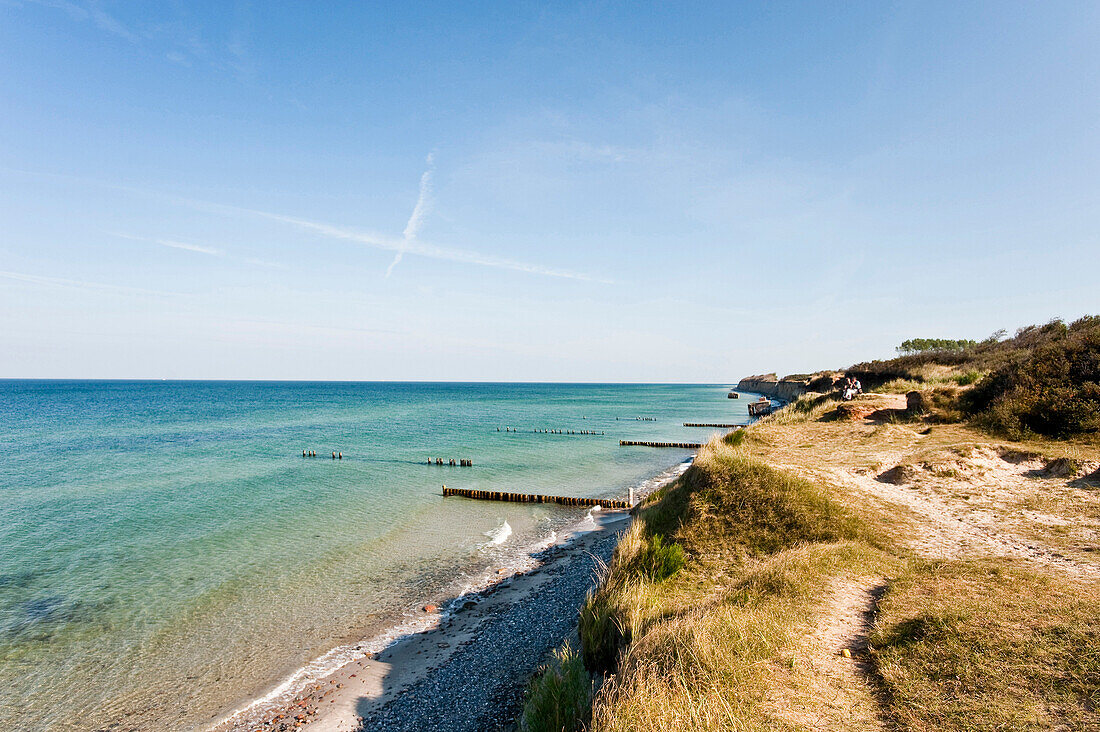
843;377;857;401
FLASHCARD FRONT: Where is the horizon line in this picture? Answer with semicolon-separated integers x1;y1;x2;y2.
0;377;741;386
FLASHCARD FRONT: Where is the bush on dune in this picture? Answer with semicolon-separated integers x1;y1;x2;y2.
964;316;1100;438
661;446;873;558
843;315;1100;438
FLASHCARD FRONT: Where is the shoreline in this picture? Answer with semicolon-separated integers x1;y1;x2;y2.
210;458;693;732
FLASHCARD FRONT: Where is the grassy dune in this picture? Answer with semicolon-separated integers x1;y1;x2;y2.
521;388;1100;731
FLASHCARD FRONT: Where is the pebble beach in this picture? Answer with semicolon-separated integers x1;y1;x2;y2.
215;512;630;732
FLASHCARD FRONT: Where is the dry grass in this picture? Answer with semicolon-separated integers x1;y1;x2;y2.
871;559;1100;731
575;439;901;731
743;414;1100;569
590;541;899;732
524;392;1100;731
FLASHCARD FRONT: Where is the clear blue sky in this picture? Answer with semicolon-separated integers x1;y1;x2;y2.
1;1;1097;381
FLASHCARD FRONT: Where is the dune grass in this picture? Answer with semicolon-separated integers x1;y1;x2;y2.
588;539;898;732
521;642;593;732
871;559;1100;731
521;399;1100;731
569;439;899;731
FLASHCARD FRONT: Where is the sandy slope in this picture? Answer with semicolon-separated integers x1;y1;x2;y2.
747;396;1100;729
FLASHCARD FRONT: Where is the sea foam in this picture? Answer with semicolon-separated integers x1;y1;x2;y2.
484;520;512;546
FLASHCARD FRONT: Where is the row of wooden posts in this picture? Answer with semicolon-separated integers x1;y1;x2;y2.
428;458;473;466
500;428;605;435
683;423;744;428
442;485;630;509
619;440;703;448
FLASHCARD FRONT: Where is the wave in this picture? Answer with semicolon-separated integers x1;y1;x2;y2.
484;520;512;546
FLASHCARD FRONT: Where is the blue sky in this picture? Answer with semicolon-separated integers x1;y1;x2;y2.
1;1;1097;381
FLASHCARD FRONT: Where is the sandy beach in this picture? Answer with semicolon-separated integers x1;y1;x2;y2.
211;508;635;732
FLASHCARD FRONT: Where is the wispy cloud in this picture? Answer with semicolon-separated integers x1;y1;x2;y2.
111;232;292;270
27;0;139;42
25;0;254;78
157;238;222;255
387;152;434;278
111;232;224;256
84;0;138;42
242;257;289;271
0;269;174;297
239;206;611;283
3;165;610;283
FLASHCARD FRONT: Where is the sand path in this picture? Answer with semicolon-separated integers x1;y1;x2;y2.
767;577;886;731
788;448;1100;578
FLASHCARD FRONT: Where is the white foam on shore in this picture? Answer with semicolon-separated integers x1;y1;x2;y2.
210;456;695;731
484;520;513;546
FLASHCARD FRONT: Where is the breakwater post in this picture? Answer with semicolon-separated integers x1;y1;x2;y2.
441;485;630;510
683;423;744;428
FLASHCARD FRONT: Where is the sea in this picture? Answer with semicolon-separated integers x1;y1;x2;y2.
0;381;752;730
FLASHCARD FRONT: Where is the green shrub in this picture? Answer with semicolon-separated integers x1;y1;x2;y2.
928;386;964;423
953;370;982;386
897;338;978;355
807;373;839;391
521;641;592;732
629;534;686;582
964;316;1100;438
723;428;746;446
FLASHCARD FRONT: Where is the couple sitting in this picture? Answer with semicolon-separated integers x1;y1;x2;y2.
842;376;863;401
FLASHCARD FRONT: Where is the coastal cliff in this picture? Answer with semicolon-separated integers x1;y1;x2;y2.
736;373;813;401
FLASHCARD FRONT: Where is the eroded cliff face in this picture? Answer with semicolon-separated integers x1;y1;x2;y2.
736;373;840;401
736;375;803;401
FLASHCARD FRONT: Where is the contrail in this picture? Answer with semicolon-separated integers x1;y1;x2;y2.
0;269;175;297
239;208;610;283
3;165;613;283
111;232;223;256
387;152;434;278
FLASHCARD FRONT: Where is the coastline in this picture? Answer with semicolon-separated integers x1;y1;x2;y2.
210;458;694;732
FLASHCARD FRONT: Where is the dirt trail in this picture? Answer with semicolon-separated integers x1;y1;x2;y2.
752;403;1100;729
797;446;1100;579
766;578;885;731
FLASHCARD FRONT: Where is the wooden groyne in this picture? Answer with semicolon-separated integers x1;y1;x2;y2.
619;440;702;448
683;423;744;428
442;486;630;509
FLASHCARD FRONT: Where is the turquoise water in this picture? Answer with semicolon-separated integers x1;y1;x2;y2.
0;381;751;730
